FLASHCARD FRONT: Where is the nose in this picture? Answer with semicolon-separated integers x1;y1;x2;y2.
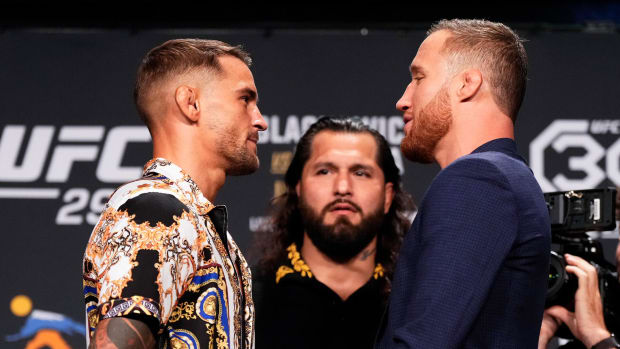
252;106;268;131
334;172;352;197
396;83;413;111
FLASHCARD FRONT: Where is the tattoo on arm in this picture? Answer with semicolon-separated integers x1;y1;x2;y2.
360;247;376;261
89;318;156;349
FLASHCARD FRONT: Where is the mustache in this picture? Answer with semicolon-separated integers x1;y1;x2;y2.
247;132;260;142
322;198;362;215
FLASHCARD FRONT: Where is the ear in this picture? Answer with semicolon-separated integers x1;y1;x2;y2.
295;182;301;198
456;69;482;102
175;85;200;122
383;182;394;214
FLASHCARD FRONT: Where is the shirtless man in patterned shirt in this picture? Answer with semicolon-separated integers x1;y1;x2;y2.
82;39;267;349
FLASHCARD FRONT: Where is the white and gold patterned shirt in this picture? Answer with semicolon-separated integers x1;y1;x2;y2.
83;158;254;349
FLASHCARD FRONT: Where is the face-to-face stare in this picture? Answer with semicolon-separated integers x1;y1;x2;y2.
199;55;268;176
296;131;394;263
397;30;454;164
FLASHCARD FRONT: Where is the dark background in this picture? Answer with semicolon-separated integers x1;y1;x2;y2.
1;3;620;348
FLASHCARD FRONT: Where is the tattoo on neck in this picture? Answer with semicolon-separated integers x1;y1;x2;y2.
360;247;376;261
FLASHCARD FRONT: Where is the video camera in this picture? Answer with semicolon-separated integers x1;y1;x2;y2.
545;187;619;338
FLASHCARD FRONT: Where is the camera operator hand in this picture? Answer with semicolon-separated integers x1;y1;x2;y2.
538;254;611;349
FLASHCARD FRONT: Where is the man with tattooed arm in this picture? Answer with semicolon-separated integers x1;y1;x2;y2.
82;38;267;349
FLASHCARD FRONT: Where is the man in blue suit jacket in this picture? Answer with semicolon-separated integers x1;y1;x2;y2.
375;19;551;348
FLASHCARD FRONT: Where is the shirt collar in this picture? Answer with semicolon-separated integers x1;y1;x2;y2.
275;243;385;284
142;158;215;216
470;138;527;164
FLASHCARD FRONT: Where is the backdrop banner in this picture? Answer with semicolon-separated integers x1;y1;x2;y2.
1;27;619;348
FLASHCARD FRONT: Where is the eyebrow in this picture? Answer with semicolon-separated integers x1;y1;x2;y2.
409;64;426;76
312;161;337;170
239;87;258;103
312;162;376;172
350;164;375;173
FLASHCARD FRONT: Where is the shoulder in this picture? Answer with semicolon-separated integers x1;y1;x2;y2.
447;149;527;176
413;154;524;245
420;154;521;220
84;178;203;301
100;178;194;228
107;178;185;206
435;151;544;205
430;154;514;196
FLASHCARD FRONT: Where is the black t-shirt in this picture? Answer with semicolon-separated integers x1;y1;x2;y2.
253;243;388;349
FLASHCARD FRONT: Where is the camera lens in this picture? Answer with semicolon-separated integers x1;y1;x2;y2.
546;251;578;308
547;252;567;300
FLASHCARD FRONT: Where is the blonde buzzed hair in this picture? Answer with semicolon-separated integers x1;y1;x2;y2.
134;38;251;125
429;19;527;122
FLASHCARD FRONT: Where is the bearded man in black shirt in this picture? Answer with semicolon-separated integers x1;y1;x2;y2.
253;117;415;349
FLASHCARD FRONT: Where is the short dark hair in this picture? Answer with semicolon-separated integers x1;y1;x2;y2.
134;38;251;125
429;19;528;121
254;117;415;292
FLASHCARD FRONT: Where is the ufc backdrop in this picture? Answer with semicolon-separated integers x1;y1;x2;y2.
0;27;619;348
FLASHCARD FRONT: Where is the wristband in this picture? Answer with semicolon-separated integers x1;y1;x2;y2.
592;334;620;349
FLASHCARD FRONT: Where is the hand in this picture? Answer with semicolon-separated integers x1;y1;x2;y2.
538;309;562;349
540;254;610;348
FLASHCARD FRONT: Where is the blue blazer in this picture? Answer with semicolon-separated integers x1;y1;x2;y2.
376;138;551;349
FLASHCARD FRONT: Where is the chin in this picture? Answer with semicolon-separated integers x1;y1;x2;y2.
226;159;260;176
325;215;358;226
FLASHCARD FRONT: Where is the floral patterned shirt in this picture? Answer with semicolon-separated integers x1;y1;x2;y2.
83;158;254;349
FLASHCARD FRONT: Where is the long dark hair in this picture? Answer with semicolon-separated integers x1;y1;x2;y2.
254;116;415;288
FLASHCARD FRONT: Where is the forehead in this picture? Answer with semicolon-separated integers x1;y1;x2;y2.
207;55;256;89
410;30;451;73
307;131;379;166
218;55;252;76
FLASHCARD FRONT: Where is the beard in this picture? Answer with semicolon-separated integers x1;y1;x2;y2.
299;197;385;264
401;85;453;164
216;127;260;176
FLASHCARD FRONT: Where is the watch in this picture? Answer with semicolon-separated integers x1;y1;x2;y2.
592;334;620;349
